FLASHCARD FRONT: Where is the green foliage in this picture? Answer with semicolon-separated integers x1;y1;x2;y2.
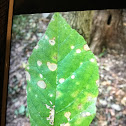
12;15;27;37
98;47;107;58
25;13;99;126
12;14;38;40
15;105;26;116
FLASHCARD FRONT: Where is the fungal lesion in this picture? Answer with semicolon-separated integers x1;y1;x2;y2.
71;45;74;49
90;58;95;62
47;62;57;71
53;55;57;60
87;96;93;101
49;94;53;97
52;53;57;61
60;111;71;126
83;44;90;51
56;91;62;98
49;101;53;105
49;37;56;45
60;113;71;126
39;74;43;78
45;104;55;125
59;78;65;84
60;123;70;126
45;35;48;39
25;71;31;81
76;49;81;53
71;75;75;79
80;111;91;117
77;104;82;110
37;80;46;89
37;60;42;66
96;79;99;87
64;112;71;121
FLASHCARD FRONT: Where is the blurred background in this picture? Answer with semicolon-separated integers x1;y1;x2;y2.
6;10;126;126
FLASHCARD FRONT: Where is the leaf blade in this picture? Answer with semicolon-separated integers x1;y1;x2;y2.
26;12;99;126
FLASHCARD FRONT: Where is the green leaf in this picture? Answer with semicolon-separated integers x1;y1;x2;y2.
25;13;99;126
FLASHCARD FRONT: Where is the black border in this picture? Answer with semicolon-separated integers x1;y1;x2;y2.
13;0;126;15
0;0;125;125
0;0;9;125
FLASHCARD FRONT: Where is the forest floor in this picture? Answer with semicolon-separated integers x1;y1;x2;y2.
6;13;126;126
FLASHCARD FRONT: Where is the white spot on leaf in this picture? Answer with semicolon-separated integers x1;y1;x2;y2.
28;87;31;92
78;104;82;110
64;112;71;121
51;17;55;21
60;123;70;126
50;101;53;105
60;123;66;126
65;123;70;126
25;71;30;81
47;62;57;71
37;80;46;89
81;111;91;117
80;62;83;65
90;58;95;62
35;94;38;97
56;91;61;98
71;45;74;49
49;37;55;45
96;80;99;87
40;74;43;78
50;94;53;97
45;104;50;109
81;112;86;117
59;78;65;84
83;44;90;51
45;35;48;39
34;45;39;49
88;96;93;101
86;112;91;116
37;60;42;66
71;75;75;79
76;49;81;53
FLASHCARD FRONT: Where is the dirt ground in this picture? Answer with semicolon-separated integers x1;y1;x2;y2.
6;13;126;126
